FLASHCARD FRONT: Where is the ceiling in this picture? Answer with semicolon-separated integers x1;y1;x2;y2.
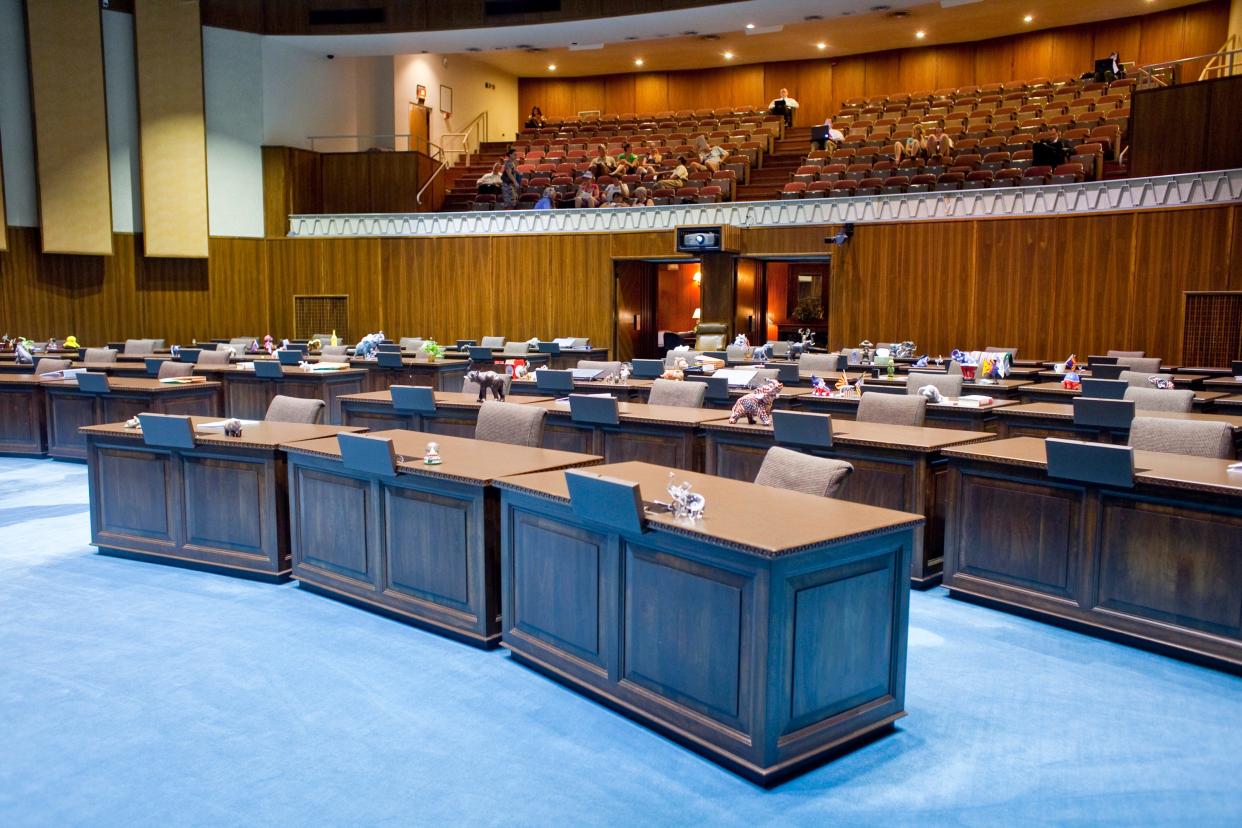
271;0;1206;76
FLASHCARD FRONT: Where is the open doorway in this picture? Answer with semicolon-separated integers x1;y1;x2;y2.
613;259;702;361
751;258;831;345
407;103;431;154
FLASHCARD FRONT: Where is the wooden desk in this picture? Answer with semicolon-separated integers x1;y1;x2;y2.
284;430;601;647
996;402;1242;456
446;346;609;371
495;460;923;785
343;357;471;393
0;375;52;455
860;375;1032;399
1018;381;1228;410
440;351;551;371
704;418;995;587
1035;370;1207;389
0;360;150;377
193;365;367;423
529;399;726;471
1217;394;1242;412
82;418;362;576
1205;377;1242;393
799;393;1020;432
339;390;553;436
509;377;654;401
46;377;222;461
942;437;1242;671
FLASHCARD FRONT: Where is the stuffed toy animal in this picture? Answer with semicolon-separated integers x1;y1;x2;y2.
1062;372;1082;391
64;336;80;350
353;332;385;360
913;355;929;368
893;340;917;359
1148;375;1175;390
307;338;322;351
15;340;33;365
732;333;750;348
917;384;945;404
729;379;783;425
46;338;59;352
466;369;507;402
247;339;260;354
809;374;831;396
660;357;688;381
263;334;275;355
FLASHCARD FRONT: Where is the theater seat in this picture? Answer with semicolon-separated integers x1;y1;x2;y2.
754;447;853;498
475;400;546;447
1123;387;1193;413
780;182;806;199
806;180;834;198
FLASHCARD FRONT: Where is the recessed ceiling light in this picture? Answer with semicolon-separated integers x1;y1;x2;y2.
634;58;643;66
816;42;827;50
745;23;755;29
547;64;556;71
915;30;925;39
723;51;734;59
1023;14;1033;23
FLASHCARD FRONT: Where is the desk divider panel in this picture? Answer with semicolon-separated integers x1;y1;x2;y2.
178;348;202;364
1072;398;1136;429
254;361;284;379
76;372;112;394
565;470;646;535
338;433;398;477
390;385;437;414
1080;378;1128;399
138;414;196;449
1086;355;1119;367
569;394;621;426
775;363;800;384
145;358;164;376
631;359;663;379
536;370;575;393
1046;438;1135;488
277;350;303;366
376;351;404;369
772;411;834;449
537;342;561;355
1091;364;1126;380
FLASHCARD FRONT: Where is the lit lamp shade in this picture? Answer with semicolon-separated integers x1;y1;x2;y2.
692;307;701;320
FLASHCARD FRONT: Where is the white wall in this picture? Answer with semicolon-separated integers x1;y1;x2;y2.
203;26;264;237
0;0;38;227
102;10;142;233
393;53;519;151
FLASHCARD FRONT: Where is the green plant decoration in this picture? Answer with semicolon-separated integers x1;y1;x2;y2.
792;297;824;323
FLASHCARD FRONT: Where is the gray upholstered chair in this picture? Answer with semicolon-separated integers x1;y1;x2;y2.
749;368;780;386
693;323;728;351
754;447;853;498
1128;417;1233;459
230;337;255;349
83;348;117;364
647;378;706;408
1115;356;1162;373
123;338;156;355
1118;370;1161;388
798;353;840;373
907;372;963;398
857;393;927;426
767;341;791;357
664;350;701;367
1124;387;1194;412
725;345;750;363
480;336;507;349
984;345;1019;357
503;342;531;356
196;349;231;366
399;337;424;352
474;400;545;447
946;360;963;376
157;361;194;379
264;395;325;424
319;345;349;358
577;360;622;376
463;374;512;397
311;334;332;345
1107;349;1145;358
33;358;70;376
214;343;237;353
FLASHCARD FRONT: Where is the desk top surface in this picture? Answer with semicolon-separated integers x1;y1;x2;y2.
513;377;656;393
1216;394;1242;409
702;417;998;452
46;376;222;393
866;375;1033;391
1205;377;1242;390
943;436;1242;496
81;417;363;449
193;364;368;379
284;428;601;484
800;392;1021;413
1036;370;1207;384
996;402;1242;430
339;390;554;409
1019;382;1228;403
494;460;925;557
533;399;736;426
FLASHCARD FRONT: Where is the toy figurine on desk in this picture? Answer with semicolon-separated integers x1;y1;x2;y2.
661;358;688;381
1053;353;1077;374
466;369;507;402
504;359;529;379
1149;375;1175;390
354;332;385;360
1062;371;1082;390
262;334;276;355
859;340;874;364
913;355;929;368
666;473;705;519
809;374;832;396
63;335;80;350
15;339;34;365
832;372;864;398
918;384;946;404
893;340;917;359
729;379;782;425
732;333;750;348
307;338;322;352
223;419;244;438
423;441;442;465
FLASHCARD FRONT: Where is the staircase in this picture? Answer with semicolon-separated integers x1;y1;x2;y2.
441;141;511;212
734;126;813;202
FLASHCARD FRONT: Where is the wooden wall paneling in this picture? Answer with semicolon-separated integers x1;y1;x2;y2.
265;239;324;337
864;52;902;98
0;227;96;340
794;60;833;125
973;39;1014;85
741;224;834;256
1050;27;1096;80
634;73;669;114
1231;206;1242;292
1138;7;1189;65
320;154;374;214
665;70;702;112
1091;18;1142;69
572;77;608;115
728;65;765;111
933;44;976;92
1182;0;1233;57
133;0;210;259
206;237;270;338
1203;76;1242;173
1127;207;1235;362
25;0;113;255
1047;214;1136;358
317;239;384;337
133;235;210;343
76;234;142;345
262;146;322;238
610;230;679;259
1128;81;1213;176
381;236;496;342
973;218;1061;358
366;152;421;214
898;49;939;97
604;74;637;115
489;234;614;344
1012;30;1057;82
830;56;867;113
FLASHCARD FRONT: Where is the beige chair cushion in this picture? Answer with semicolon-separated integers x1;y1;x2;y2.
1107;349;1145;358
798;353;840;373
196;350;231;366
265;395;325;424
858;393;927;426
1123;387;1193;412
647;378;706;408
767;341;791;357
480;336;507;349
123;338;156;355
399;337;425;352
907;372;963;398
577;360;622;376
84;348;117;364
474;400;545;447
319;345;349;358
754;447;853;498
34;358;70;376
1118;370;1162;388
984;345;1019;357
1115;356;1161;373
157;361;194;379
503;342;531;356
664;350;701;367
1128;416;1233;459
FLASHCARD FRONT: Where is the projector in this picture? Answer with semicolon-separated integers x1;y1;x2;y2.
682;232;718;249
674;225;737;253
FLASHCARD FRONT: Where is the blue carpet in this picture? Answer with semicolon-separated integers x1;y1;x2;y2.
0;456;1238;827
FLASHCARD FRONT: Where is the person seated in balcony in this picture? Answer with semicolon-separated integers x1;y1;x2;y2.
768;87;799;128
654;157;691;189
589;144;616;179
501;148;521;208
1033;126;1071;167
632;186;654;207
574;172;600;208
534;187;557;210
924;125;954;159
693;135;727;174
611;142;639;176
601;181;629;202
813;117;844;152
525;106;545;129
634;151;663;177
1094;52;1125;82
601;190;630;208
894;124;927;163
476;162;503;195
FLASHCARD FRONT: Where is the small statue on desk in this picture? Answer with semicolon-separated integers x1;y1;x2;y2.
809;374;831;397
666;473;705;519
46;338;59;352
833;372;864;398
423;441;442;465
124;416;141;429
913;355;929;368
917;384;945;404
222;418;244;438
798;329;816;349
618;364;631;384
892;340;916;359
1062;372;1082;391
15;340;33;365
0;334;12;353
354;332;385;361
1148;375;1175;390
64;335;80;350
661;358;688;381
732;333;750;348
729;379;783;425
859;339;874;364
466;369;506;402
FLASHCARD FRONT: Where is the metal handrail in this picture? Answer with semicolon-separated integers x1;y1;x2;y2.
1134;45;1242;88
307;133;415;151
416;111;490;207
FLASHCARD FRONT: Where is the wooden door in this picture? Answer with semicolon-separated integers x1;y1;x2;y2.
735;258;762;345
614;261;658;362
408;104;430;154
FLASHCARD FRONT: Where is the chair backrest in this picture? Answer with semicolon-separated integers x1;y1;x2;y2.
480;336;506;349
264;395;326;424
907;372;963;397
664;350;700;367
157;361;195;379
474;400;546;447
768;341;791;357
399;337;425;351
1127;416;1233;459
503;342;530;356
1114;356;1161;373
857;393;927;426
1123;387;1193;412
1118;370;1162;388
196;349;231;366
798;353;842;373
84;347;117;364
1107;349;1144;358
124;338;156;355
320;345;349;358
984;345;1019;357
33;358;70;376
693;323;728;351
646;378;706;408
577;360;622;376
753;447;853;498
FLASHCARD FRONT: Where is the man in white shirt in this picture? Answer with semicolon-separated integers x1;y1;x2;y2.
813;117;845;151
768;87;799;128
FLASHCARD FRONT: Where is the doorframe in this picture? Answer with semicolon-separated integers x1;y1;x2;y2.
612;256;699;359
738;254;832;345
407;102;432;154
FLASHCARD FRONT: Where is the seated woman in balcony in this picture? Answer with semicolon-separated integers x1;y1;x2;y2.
924;126;954;159
525;106;545;129
894;125;927;163
574;172;600;208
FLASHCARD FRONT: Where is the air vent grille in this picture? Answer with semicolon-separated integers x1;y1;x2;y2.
294;295;349;342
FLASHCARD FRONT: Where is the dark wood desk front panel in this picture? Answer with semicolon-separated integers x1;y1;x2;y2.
349;359;470;393
195;368;366;423
530;401;724;472
0;377;49;455
799;394;1018;432
943;438;1242;671
1018;382;1228;411
996;403;1242;457
496;461;921;785
46;381;222;461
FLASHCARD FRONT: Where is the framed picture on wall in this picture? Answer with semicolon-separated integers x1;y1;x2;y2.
440;85;453;114
416;84;427;103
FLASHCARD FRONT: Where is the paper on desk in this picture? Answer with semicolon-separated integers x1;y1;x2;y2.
310;361;349;371
712;368;759;387
196;419;261;430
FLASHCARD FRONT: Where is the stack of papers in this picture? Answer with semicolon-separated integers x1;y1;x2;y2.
310;362;350;371
158;375;208;384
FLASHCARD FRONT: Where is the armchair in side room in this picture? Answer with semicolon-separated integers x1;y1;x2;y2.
693;322;729;351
